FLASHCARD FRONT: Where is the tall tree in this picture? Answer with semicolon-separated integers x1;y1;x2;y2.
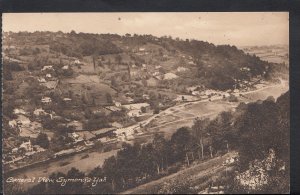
192;118;210;159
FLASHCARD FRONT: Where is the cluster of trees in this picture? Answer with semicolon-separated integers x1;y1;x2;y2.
3;60;25;80
49;33;122;57
83;112;112;130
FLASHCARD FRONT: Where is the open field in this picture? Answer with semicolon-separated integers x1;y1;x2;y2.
147;100;237;138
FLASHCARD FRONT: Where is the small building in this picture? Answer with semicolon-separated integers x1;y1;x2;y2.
19;140;33;152
152;71;161;76
114;101;122;107
42;66;53;71
13;108;26;115
63;97;72;101
46;74;52;78
127;109;142;117
74;59;81;64
177;66;188;72
62;65;69;70
125;96;134;103
38;78;47;83
155;65;162;69
92;127;117;138
17;115;31;126
143;94;150;100
68;132;84;142
33;108;47;116
9;120;17;128
41;97;52;104
188;61;195;65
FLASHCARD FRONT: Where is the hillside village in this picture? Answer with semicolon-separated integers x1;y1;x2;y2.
2;31;286;172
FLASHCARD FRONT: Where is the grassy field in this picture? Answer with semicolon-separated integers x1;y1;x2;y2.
148;100;237;138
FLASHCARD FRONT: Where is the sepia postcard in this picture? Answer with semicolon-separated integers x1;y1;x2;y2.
2;12;289;194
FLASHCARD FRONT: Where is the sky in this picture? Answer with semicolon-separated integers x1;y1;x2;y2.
2;12;289;46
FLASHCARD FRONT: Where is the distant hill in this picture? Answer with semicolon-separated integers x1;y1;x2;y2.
3;31;280;90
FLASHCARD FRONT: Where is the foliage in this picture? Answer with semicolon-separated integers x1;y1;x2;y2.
35;133;50;149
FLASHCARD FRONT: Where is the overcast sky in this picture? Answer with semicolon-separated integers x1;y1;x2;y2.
3;12;288;46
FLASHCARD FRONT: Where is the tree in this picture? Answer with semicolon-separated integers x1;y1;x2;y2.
152;134;170;174
47;172;68;194
102;156;120;192
35;133;50;149
65;168;85;194
3;67;13;80
88;167;113;194
170;127;192;162
4;179;24;195
106;93;113;104
115;54;122;65
141;106;147;113
192;118;210;159
137;143;157;178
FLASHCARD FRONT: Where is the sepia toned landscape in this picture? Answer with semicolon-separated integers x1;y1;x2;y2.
2;13;289;194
